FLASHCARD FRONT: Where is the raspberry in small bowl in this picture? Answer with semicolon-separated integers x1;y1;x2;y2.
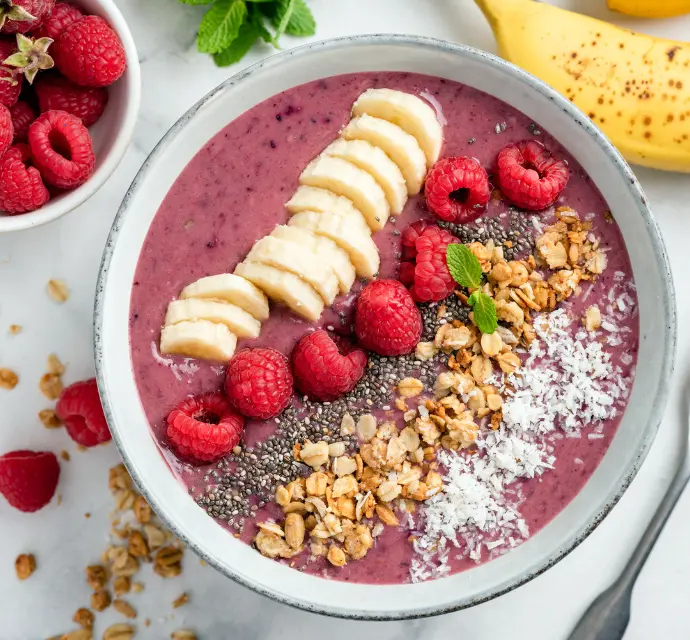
0;0;140;232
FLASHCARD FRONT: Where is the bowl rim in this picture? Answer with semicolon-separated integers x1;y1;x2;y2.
0;0;142;233
94;34;676;620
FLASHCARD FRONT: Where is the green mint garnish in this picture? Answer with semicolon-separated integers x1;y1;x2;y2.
197;0;248;54
446;243;483;289
278;0;315;37
468;291;498;335
181;0;316;66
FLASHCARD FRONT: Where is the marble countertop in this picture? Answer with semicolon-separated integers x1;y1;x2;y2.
1;0;689;637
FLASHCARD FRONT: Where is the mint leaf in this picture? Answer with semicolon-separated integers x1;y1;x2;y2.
179;0;212;5
446;244;483;289
248;4;273;43
214;18;258;66
272;0;296;44
285;0;315;36
197;0;248;54
469;291;498;335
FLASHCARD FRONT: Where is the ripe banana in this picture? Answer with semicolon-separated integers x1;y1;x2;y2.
234;261;325;322
160;320;237;362
288;210;380;279
607;0;690;18
475;0;690;172
341;115;428;193
179;273;269;321
351;88;443;167
270;225;356;294
299;155;390;230
322;139;408;214
285;186;372;236
246;235;339;305
165;299;261;339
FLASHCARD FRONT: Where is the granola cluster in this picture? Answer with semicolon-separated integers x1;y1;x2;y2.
255;206;611;571
254;413;442;567
52;464;196;640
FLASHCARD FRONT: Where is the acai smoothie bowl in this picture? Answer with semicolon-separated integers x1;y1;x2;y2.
95;36;675;619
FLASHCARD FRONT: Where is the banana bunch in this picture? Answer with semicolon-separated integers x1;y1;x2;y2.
475;0;690;172
608;0;690;18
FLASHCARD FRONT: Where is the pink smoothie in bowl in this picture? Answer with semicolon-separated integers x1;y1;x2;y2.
129;71;639;586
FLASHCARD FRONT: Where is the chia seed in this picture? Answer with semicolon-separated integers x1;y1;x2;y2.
437;210;536;261
199;209;538;531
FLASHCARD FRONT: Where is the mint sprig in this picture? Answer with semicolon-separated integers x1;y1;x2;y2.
446;244;483;289
181;0;316;66
446;244;498;335
467;291;498;335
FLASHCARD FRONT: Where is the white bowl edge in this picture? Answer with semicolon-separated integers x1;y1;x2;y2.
94;35;676;620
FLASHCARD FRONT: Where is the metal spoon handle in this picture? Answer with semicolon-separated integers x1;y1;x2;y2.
619;454;690;586
568;438;690;640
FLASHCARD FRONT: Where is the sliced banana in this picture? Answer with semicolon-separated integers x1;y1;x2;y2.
289;210;380;279
179;273;269;321
270;225;355;294
246;236;339;305
235;261;324;322
165;298;261;339
341;114;427;195
322;139;407;215
285;186;371;236
160;319;237;362
299;155;390;231
352;88;443;168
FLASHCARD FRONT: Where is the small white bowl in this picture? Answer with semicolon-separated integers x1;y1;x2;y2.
96;36;675;619
0;0;141;233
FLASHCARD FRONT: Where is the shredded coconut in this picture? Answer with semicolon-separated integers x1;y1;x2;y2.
410;307;635;582
150;341;199;382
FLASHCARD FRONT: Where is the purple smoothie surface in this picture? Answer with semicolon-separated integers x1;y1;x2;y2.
129;72;638;585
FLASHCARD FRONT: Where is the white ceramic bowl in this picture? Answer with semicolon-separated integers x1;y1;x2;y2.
95;35;676;619
0;0;140;233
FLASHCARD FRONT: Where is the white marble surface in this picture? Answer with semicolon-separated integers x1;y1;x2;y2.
1;0;689;637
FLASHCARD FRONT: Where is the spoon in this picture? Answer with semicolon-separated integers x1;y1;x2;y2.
567;402;689;640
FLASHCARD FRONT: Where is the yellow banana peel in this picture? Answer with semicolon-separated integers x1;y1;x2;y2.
607;0;690;18
475;0;690;172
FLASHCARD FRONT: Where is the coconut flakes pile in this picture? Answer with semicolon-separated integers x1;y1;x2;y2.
410;308;635;582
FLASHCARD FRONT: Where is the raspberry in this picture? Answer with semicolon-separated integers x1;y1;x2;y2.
496;140;569;211
56;378;112;447
0;103;13;155
225;348;294;419
0;144;49;213
0;39;22;107
399;260;415;286
355;280;422;356
412;226;458;303
400;224;458;303
53;16;126;87
291;330;367;401
35;74;108;126
8;100;35;142
0;0;54;35
0;450;59;512
32;1;82;39
28;110;94;188
166;392;244;463
400;219;429;261
425;156;491;224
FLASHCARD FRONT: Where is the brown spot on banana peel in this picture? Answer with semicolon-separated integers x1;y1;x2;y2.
473;0;690;170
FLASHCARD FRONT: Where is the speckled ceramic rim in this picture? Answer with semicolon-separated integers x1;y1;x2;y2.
0;0;141;233
94;35;676;620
